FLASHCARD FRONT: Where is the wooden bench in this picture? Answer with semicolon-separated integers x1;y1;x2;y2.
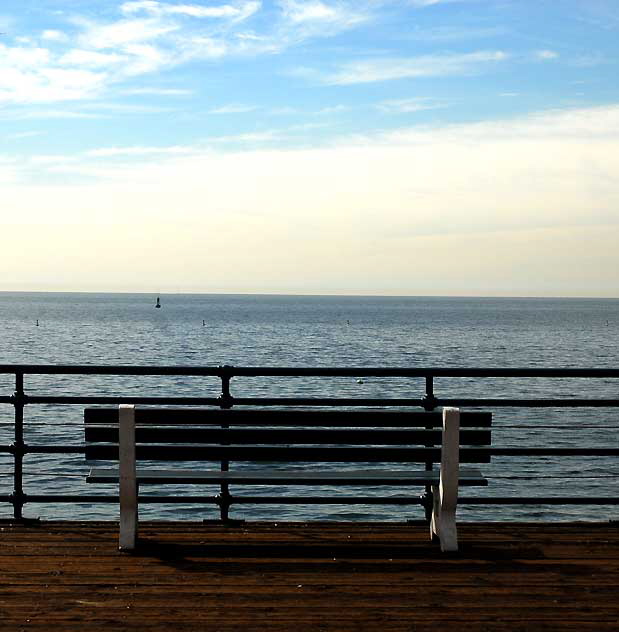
84;406;492;553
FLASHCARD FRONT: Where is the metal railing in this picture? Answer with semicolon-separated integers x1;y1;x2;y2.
1;364;618;521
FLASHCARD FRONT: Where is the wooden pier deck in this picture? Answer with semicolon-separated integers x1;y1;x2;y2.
0;521;617;631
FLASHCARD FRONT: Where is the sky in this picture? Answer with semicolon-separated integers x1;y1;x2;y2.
1;0;619;296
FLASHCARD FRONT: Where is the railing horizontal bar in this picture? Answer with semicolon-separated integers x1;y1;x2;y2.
14;495;619;506
22;495;215;504
228;496;423;505
229;495;619;506
459;497;619;505
2;365;619;377
21;444;619;457
14;396;619;407
437;399;619;407
25;397;223;405
0;365;228;376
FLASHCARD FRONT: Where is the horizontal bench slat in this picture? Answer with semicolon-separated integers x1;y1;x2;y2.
87;467;487;486
84;408;492;427
85;445;491;463
84;427;491;446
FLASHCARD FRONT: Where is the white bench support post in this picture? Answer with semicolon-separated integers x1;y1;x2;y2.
430;407;460;552
119;404;138;551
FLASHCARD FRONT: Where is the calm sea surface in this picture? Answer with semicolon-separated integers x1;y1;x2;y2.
0;292;617;522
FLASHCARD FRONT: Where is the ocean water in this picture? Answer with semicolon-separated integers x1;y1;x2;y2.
0;292;617;522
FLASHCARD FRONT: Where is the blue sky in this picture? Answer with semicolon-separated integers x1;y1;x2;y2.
2;1;619;295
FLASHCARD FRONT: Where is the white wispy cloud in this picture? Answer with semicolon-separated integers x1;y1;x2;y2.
41;29;69;42
408;0;443;6
0;1;387;105
408;25;505;41
59;49;127;67
535;49;559;60
376;97;446;113
73;16;179;50
6;130;43;140
316;104;349;115
86;144;197;157
407;0;468;6
123;87;193;95
278;0;362;26
209;103;259;114
0;109;105;120
0;41;108;103
209;130;280;143
80;101;176;113
307;50;508;85
376;104;619;143
121;1;261;21
275;0;371;42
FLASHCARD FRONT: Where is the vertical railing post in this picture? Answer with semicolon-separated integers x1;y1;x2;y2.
11;372;26;521
421;375;437;522
218;366;234;521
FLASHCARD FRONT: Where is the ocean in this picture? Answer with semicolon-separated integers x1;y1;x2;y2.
0;292;617;522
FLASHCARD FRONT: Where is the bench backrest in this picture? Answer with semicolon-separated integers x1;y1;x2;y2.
84;408;492;465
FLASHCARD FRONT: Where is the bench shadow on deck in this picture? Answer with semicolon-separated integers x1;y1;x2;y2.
0;521;617;631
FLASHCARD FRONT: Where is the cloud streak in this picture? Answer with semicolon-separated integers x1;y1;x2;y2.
376;97;447;113
307;50;508;85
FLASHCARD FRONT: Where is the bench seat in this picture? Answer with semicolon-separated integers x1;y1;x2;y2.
87;467;487;486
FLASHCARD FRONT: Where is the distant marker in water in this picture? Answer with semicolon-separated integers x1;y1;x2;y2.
346;319;350;325
202;320;206;326
356;378;364;384
36;319;39;327
155;296;161;309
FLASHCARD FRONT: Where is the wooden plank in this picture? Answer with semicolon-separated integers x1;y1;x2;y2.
84;427;492;445
86;467;487;485
84;445;492;463
84;408;493;427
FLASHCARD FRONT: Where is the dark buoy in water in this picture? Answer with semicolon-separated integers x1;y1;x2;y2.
356;378;364;384
36;319;39;327
155;296;161;309
202;320;206;326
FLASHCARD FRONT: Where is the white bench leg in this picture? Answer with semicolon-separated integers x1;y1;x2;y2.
119;404;138;551
430;407;460;552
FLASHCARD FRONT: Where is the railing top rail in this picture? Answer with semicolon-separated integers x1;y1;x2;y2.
1;365;619;378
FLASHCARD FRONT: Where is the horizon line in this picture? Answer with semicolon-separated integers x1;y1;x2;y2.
1;290;618;300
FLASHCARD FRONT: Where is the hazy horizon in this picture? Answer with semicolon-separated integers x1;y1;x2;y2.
2;289;618;300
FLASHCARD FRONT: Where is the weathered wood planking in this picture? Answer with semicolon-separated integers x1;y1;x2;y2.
0;522;617;631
